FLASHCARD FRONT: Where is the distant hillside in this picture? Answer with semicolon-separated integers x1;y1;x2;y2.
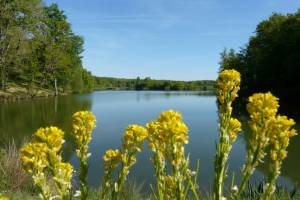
94;76;215;91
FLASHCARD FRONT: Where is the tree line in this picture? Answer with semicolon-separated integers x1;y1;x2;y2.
0;0;94;94
0;0;215;95
220;9;300;112
94;76;215;91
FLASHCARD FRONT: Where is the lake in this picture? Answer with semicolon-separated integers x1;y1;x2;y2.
1;91;299;192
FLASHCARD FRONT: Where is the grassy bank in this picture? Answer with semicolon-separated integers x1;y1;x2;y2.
0;83;63;102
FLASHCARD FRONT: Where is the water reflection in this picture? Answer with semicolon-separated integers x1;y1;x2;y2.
0;91;299;192
0;94;92;160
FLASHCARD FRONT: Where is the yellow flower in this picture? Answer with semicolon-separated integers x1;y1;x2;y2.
72;111;96;158
123;125;148;150
269;115;297;161
0;196;9;200
154;110;189;144
72;111;96;145
73;111;96;134
157;110;182;123
216;69;241;105
146;121;161;151
270;150;277;161
52;162;73;191
247;92;279;123
103;149;122;169
33;126;64;152
228;118;242;141
247;92;279;145
20;142;49;173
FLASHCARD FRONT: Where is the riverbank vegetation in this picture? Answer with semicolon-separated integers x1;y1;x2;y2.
0;0;214;102
0;0;94;97
1;69;298;200
94;76;215;91
219;9;300;114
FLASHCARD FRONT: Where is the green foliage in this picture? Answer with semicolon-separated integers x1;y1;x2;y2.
0;1;94;93
219;9;300;107
94;76;215;91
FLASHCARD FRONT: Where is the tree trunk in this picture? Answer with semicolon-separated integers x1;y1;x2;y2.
54;78;58;96
1;66;6;90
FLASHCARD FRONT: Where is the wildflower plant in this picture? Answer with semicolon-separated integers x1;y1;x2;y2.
102;149;122;198
146;110;200;200
72;111;96;200
214;69;241;200
261;115;297;200
234;92;279;198
101;124;148;199
20;127;73;200
20;142;51;199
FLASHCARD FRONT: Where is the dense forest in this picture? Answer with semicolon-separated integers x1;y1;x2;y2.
94;76;215;91
220;9;300;112
0;0;94;94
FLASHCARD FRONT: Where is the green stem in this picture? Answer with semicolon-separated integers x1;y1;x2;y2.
186;172;200;200
154;152;164;200
260;162;280;200
79;157;88;200
214;105;231;200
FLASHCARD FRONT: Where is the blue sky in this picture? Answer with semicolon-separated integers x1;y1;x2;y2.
44;0;300;80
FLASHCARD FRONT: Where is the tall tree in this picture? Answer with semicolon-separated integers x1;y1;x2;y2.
219;9;300;106
0;0;43;89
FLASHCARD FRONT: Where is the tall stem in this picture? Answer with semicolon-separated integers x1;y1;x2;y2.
214;107;231;200
79;158;88;200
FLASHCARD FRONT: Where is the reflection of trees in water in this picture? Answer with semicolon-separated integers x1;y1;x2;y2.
0;94;93;161
140;91;214;101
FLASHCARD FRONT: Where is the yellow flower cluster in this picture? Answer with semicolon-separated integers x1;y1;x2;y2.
260;116;297;200
72;111;96;148
228;118;242;142
270;115;297;161
247;92;279;124
0;196;9;200
123;125;148;151
216;69;241;105
241;93;279;175
247;92;279;150
103;149;122;169
20;142;49;173
20;126;73;200
146;110;197;200
238;92;295;199
72;111;96;199
33;127;64;152
53;162;73;192
147;110;189;148
122;125;147;167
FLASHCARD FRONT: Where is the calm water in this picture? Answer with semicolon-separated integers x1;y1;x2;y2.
1;91;300;191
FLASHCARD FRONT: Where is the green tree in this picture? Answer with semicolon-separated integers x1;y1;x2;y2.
220;10;300;108
0;0;42;89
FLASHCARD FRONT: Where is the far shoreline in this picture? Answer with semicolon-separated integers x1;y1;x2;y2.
0;86;215;102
